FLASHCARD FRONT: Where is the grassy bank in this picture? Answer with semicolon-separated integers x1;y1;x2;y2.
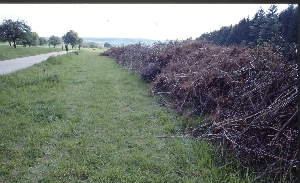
0;44;62;61
0;50;251;182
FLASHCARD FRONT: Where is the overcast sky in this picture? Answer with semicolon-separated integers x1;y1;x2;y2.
0;4;291;40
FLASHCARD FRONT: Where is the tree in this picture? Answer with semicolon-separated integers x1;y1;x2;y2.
0;25;6;43
104;42;112;48
48;35;62;48
80;42;88;48
279;4;298;44
260;5;281;44
218;25;232;45
239;17;251;44
197;4;297;48
62;30;81;49
226;24;238;45
227;17;251;45
77;37;83;50
39;37;48;46
89;42;99;48
287;5;298;44
0;19;31;48
22;32;39;47
249;8;266;46
196;32;210;41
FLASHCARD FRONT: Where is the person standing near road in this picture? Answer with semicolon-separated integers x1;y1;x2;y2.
62;45;64;50
65;44;68;52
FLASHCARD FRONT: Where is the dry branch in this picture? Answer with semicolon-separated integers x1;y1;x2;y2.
101;39;298;182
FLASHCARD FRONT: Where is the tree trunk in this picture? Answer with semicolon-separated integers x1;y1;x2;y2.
12;38;17;48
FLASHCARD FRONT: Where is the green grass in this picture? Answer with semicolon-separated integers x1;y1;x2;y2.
0;44;62;61
0;42;106;61
0;50;252;182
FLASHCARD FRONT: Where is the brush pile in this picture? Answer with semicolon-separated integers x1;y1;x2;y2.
101;39;298;182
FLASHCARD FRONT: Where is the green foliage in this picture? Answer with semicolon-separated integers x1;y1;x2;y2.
39;37;48;46
62;30;82;49
104;42;112;48
259;5;281;44
197;4;298;48
227;17;251;45
77;37;83;50
249;7;266;45
21;31;39;47
48;35;62;48
279;4;298;43
0;19;31;48
88;42;99;48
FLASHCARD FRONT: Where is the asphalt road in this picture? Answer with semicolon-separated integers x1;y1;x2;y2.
0;51;73;75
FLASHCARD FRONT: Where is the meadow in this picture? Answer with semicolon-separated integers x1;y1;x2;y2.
0;48;251;182
0;43;62;61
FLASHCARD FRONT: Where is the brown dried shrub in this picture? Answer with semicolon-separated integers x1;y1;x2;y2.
101;39;298;182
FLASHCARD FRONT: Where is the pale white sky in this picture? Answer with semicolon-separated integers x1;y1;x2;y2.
0;4;290;40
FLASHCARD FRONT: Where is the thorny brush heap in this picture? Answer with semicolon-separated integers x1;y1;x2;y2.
101;39;298;182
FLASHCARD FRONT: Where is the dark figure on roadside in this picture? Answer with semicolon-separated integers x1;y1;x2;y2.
62;45;63;50
65;44;68;52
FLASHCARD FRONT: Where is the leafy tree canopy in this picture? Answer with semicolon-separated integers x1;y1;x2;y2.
104;42;112;48
89;42;99;48
48;35;62;48
39;37;48;46
62;30;82;49
0;19;31;48
21;31;39;47
77;37;83;50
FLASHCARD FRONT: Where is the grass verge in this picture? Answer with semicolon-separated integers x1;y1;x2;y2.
0;44;62;61
0;50;252;182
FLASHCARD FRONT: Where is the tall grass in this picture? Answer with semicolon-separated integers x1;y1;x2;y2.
0;50;252;182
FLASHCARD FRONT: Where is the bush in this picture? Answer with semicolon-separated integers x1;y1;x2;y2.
101;39;298;182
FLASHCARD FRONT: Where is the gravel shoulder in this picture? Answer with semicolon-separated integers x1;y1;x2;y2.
0;50;73;75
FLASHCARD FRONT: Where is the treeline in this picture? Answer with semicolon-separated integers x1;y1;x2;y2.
79;41;112;49
197;4;298;53
0;19;84;49
83;37;157;46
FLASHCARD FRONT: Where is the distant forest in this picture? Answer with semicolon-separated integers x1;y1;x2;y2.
197;4;298;48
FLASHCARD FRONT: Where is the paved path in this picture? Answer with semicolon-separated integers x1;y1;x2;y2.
0;50;73;75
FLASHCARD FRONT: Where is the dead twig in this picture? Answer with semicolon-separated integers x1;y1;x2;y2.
273;109;298;141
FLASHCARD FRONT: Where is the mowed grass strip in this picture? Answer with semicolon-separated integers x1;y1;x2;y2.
0;50;251;182
0;44;62;61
